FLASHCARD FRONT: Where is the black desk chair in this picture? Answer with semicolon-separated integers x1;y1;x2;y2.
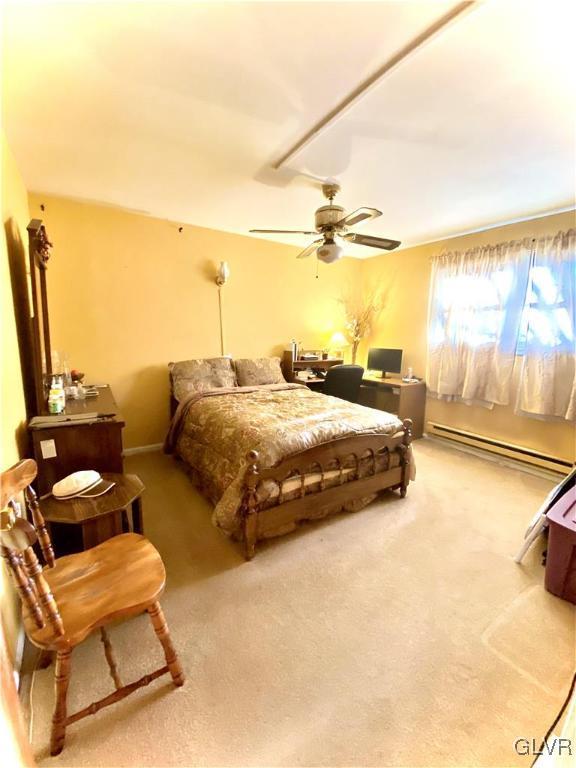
322;364;364;403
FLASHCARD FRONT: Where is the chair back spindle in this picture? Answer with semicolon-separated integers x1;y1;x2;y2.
1;459;63;637
23;546;64;635
25;486;55;567
1;543;45;629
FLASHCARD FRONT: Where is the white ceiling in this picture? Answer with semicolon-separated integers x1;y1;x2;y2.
3;0;575;257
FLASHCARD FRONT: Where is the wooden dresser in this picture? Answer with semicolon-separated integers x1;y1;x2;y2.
29;385;125;495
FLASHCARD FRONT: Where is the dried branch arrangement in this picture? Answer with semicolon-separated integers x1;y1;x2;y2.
338;287;385;363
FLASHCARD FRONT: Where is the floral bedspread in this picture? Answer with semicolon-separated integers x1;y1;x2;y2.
165;383;406;535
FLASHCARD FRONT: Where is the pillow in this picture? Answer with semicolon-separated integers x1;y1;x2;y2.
234;357;286;387
169;357;237;402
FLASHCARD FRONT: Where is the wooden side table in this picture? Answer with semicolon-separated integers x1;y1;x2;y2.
39;473;144;555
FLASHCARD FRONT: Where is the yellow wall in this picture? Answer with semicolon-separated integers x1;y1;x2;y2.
28;193;358;448
25;193;575;461
359;210;576;463
1;133;30;663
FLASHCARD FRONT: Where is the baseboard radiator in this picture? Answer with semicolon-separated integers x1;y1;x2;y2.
426;422;573;475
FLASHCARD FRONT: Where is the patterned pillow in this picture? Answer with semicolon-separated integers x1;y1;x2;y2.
169;357;237;401
234;357;286;387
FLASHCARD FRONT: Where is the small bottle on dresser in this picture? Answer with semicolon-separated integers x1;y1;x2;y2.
48;376;65;414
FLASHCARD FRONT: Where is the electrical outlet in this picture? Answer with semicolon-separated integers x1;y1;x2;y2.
40;439;57;459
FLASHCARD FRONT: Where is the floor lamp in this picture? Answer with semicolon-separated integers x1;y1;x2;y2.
215;261;230;356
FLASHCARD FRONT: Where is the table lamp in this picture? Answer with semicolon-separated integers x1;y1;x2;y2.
329;331;348;358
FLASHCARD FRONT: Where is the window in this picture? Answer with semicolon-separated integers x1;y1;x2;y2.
427;231;576;419
429;259;529;354
517;261;575;354
430;253;575;355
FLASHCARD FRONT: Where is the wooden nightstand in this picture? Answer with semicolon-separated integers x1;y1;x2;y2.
39;473;144;555
29;385;125;496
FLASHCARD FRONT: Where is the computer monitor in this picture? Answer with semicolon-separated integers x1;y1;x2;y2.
367;348;403;378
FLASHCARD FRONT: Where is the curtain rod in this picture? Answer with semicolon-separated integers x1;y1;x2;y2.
431;229;575;260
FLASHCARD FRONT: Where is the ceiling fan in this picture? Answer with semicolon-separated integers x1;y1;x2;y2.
250;183;401;264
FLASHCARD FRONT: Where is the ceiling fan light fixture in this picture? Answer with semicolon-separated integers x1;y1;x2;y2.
316;241;343;264
251;183;399;264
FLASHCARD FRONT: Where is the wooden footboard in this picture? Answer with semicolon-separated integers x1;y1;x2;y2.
240;419;413;559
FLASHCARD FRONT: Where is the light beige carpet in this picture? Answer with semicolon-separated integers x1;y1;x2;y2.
28;440;575;767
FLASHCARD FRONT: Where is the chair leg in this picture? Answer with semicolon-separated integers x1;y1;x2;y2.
147;602;185;687
100;627;123;689
50;648;72;756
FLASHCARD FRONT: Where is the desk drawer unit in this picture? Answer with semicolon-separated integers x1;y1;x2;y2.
359;377;425;439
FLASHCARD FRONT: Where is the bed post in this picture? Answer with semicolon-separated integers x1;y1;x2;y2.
399;418;413;498
242;450;260;560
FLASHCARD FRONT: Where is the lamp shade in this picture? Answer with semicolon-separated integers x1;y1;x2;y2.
317;242;343;264
216;261;230;285
329;331;348;347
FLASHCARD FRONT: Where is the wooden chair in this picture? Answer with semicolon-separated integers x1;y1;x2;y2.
0;459;184;756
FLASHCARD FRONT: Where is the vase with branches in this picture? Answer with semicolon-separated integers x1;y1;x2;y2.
338;288;385;364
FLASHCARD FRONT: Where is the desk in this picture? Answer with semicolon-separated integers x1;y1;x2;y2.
294;376;326;389
359;376;426;439
281;351;343;383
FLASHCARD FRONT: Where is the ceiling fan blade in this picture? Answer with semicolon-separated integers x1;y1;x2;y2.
335;207;382;228
249;229;318;235
343;233;401;251
296;239;323;259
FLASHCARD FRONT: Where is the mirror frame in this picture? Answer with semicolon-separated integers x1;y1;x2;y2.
27;219;53;415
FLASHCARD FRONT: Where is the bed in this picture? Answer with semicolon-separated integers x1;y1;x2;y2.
165;357;414;559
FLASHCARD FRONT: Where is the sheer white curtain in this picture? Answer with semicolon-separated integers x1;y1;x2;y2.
427;241;531;407
516;229;576;421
